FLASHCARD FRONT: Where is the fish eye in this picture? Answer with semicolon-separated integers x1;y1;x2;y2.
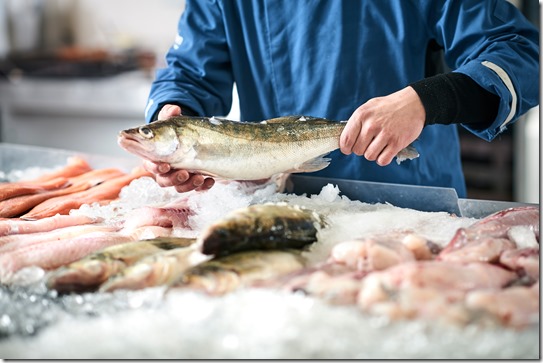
139;127;154;139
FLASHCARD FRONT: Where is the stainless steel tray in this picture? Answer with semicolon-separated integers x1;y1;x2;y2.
0;142;140;177
287;174;537;218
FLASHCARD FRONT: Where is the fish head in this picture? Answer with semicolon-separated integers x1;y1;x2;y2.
118;121;182;163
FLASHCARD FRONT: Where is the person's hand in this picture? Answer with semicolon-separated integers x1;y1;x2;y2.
340;86;425;166
143;104;215;193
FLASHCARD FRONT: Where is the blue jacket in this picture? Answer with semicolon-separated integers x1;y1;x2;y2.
146;0;539;198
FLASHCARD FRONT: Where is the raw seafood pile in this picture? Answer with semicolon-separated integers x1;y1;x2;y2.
0;157;539;334
0;157;165;282
0;157;150;219
0;157;286;284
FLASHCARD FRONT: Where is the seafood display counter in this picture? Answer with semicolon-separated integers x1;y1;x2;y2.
0;143;539;359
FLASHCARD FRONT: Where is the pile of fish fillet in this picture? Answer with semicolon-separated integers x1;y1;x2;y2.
0;156;539;331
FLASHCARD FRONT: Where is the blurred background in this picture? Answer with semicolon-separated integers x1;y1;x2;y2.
0;0;539;203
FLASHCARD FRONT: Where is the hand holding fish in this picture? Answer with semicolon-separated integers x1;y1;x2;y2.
142;104;215;193
119;111;419;192
340;86;425;166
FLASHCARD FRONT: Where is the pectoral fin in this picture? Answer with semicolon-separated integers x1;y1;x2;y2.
285;155;331;174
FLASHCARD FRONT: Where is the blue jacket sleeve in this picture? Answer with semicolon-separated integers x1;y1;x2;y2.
145;0;233;122
415;0;539;140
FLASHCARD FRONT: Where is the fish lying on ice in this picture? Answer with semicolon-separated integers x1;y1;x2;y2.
499;247;540;282
0;177;70;201
465;282;539;328
0;156;92;202
100;203;318;291
266;233;441;305
22;167;151;220
121;205;193;232
0;214;99;237
117;115;419;181
0;226;173;284
172;249;307;295
47;237;197;293
329;234;416;272
0;167;125;218
198;203;325;257
357;260;519;325
16;156;92;182
438;206;540;263
0;223;120;253
99;243;205;292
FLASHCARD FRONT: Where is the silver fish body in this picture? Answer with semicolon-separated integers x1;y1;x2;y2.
173;249;307;295
98;245;206;292
118;115;419;180
47;237;195;293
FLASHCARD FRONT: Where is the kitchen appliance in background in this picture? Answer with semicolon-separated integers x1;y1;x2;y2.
0;0;184;159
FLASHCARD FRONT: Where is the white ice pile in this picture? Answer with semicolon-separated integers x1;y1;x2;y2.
71;176;183;223
507;225;539;248
0;287;538;359
71;176;281;231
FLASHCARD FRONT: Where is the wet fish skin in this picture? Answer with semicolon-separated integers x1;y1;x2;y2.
118;115;419;180
0;214;98;237
99;243;203;292
47;237;196;293
199;203;325;257
0;226;173;284
468;206;540;241
0;168;125;218
22;167;151;220
173;249;307;295
0;177;70;202
465;283;540;328
438;206;540;263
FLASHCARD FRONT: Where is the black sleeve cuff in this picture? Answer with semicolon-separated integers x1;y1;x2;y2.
409;72;500;128
151;102;199;122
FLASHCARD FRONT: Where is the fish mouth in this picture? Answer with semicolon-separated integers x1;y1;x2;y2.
117;132;157;160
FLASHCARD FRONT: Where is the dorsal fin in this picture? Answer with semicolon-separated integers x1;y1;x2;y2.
262;115;323;124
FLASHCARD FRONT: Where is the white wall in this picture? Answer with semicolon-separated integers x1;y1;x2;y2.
514;106;540;204
71;0;185;67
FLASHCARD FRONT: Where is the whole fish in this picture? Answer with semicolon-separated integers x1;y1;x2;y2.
22;167;151;220
47;237;196;293
0;167;125;218
0;177;70;202
172;249;307;295
0;226;172;284
99;244;205;292
198;203;325;257
118;115;419;180
0;214;99;237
